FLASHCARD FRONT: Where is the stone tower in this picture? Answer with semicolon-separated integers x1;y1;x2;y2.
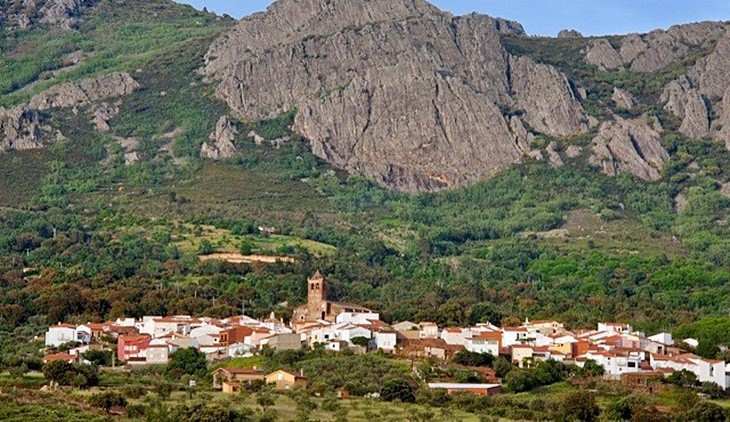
307;271;327;320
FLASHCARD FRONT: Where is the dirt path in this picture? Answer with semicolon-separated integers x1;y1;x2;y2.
198;253;295;264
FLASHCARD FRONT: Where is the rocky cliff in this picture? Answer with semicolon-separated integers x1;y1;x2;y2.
203;0;587;191
0;0;98;30
0;73;139;152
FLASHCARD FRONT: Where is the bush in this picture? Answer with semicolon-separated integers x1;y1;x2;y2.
666;369;698;388
685;402;727;422
121;384;148;399
380;378;416;403
88;391;127;414
556;390;599;422
125;403;147;418
166;347;207;378
452;350;494;367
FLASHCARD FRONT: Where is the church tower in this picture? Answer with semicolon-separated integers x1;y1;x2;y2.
307;271;327;320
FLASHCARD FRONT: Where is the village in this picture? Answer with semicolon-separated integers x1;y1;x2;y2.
42;272;729;396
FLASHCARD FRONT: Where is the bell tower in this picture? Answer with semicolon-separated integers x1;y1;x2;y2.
307;270;326;320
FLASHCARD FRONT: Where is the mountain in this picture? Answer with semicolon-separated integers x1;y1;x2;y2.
199;0;729;191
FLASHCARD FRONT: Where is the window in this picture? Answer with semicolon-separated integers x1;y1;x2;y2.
628;362;636;368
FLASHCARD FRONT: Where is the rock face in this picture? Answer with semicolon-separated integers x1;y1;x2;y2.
29;72;139;110
0;0;98;31
660;29;730;148
203;0;586;191
589;116;670;181
200;116;238;160
585;22;726;72
0;107;44;150
1;73;139;152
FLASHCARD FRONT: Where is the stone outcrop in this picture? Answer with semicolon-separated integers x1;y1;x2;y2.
0;0;98;31
203;0;586;191
200;116;238;160
585;22;726;73
29;72;139;110
558;29;582;38
0;107;44;151
589;116;670;181
612;87;635;110
91;103;120;132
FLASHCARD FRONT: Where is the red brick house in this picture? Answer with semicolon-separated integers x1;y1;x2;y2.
117;334;151;363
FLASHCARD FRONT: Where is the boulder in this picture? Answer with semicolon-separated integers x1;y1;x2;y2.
0;106;44;151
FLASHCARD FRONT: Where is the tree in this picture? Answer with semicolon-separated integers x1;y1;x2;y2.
686;402;727;422
580;360;605;378
557;391;600;422
695;340;720;359
380;378;416;403
154;381;174;399
89;391;127;414
453;350;494;367
493;357;514;378
667;369;698;388
197;240;215;255
166;347;207;377
239;241;254;255
351;336;370;347
257;393;276;410
82;349;113;366
8;363;28;379
42;360;73;385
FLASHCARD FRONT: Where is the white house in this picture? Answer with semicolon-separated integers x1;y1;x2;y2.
336;312;380;325
577;350;643;379
502;327;530;347
648;333;674;346
651;354;727;389
441;328;468;346
189;324;224;339
419;323;439;339
597;322;634;334
465;333;500;356
373;331;397;352
335;324;372;345
45;324;89;347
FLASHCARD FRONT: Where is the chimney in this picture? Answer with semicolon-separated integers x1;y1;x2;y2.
300;368;304;377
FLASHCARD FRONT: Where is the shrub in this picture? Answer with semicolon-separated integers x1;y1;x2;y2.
89;391;127;414
556;390;599;422
380;378;415;403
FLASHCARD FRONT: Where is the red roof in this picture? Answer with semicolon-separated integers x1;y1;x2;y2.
120;334;151;343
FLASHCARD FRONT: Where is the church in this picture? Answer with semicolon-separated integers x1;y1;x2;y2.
292;271;375;322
